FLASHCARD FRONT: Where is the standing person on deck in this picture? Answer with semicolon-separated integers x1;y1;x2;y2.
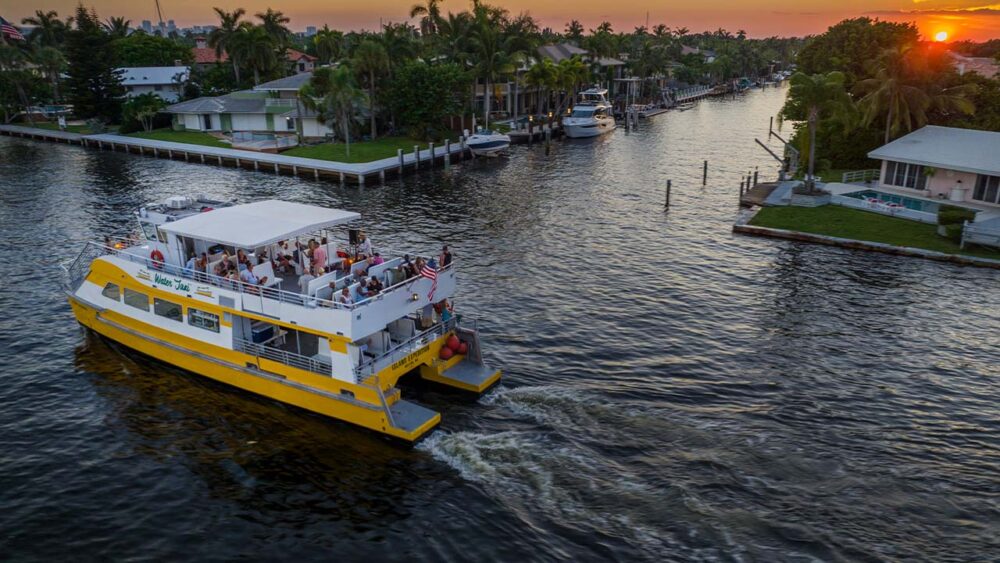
439;245;453;268
356;231;373;259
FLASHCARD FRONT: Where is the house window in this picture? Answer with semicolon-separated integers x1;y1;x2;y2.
298;62;305;72
124;288;149;311
188;308;220;332
154;85;163;92
153;298;183;322
973;174;1000;205
102;282;120;301
885;161;926;190
286;117;296;130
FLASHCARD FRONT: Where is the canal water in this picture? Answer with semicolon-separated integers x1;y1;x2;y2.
1;86;997;561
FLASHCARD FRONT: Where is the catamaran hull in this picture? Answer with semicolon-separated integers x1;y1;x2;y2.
68;294;446;442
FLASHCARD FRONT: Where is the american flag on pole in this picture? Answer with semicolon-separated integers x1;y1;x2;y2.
420;261;438;301
1;16;25;41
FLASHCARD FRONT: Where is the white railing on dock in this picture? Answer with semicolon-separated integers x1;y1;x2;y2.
841;169;881;184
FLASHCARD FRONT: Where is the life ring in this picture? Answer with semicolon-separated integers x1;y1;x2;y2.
150;249;165;269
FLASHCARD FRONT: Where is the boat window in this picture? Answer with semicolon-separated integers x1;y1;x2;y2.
123;288;149;311
570;107;595;118
188;308;220;332
153;298;183;322
101;282;120;301
138;221;158;241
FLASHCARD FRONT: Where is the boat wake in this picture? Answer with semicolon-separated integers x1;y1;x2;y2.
419;386;745;559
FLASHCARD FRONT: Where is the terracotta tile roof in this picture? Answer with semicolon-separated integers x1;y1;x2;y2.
193;47;228;64
286;48;317;62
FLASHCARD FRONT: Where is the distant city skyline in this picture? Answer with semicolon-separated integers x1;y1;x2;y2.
5;0;1000;41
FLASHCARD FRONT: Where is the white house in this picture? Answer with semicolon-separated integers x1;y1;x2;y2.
163;72;334;141
868;125;1000;208
119;66;189;103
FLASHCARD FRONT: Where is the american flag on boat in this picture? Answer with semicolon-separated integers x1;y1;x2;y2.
420;261;437;301
0;16;25;41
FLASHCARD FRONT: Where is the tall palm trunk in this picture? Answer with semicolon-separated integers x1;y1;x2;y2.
15;80;33;123
253;67;260;86
807;110;817;189
884;105;892;144
483;78;491;128
369;69;376;140
232;60;241;85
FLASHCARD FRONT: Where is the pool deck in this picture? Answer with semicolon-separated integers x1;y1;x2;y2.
0;124;470;185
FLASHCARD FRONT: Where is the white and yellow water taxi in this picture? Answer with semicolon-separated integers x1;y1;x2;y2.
63;196;500;442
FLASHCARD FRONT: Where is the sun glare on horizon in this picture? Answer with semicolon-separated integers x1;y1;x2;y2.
934;31;949;42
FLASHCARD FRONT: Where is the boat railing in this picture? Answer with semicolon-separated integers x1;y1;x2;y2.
233;337;333;376
354;316;457;383
66;241;455;313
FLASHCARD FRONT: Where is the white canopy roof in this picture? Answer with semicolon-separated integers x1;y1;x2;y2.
868;125;1000;177
159;200;360;248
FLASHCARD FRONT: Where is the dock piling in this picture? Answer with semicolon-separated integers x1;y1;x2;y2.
703;160;708;185
413;145;420;168
429;142;435;164
445;139;451;168
397;148;404;174
753;167;759;186
545;127;551;156
665;180;672;208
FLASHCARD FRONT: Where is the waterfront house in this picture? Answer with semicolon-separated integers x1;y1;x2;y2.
949;52;999;79
868;125;1000;208
163;71;333;141
286;48;317;74
192;36;228;70
120;66;189;102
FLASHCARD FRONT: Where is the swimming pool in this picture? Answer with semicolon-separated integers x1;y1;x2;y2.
843;190;942;213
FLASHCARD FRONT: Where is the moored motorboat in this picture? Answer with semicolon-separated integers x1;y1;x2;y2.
562;88;617;138
465;128;511;156
63;197;501;443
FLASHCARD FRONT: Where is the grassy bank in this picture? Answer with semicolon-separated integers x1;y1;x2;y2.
750;205;1000;260
20;122;98;134
127;129;231;148
284;136;425;163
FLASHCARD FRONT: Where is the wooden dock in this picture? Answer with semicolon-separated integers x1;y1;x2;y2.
0;124;470;185
508;123;561;144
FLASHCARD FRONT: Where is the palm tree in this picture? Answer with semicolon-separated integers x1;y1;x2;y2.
779;71;850;189
352;40;389;139
523;58;556;115
855;45;975;143
468;4;528;127
21;10;67;47
313;25;344;64
229;25;276;85
0;45;34;123
553;56;589;114
409;0;442;35
255;8;291;48
300;66;367;157
564;20;584;44
209;7;246;83
103;17;131;38
32;46;66;102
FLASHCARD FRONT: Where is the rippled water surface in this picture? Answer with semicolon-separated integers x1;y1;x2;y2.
1;86;998;561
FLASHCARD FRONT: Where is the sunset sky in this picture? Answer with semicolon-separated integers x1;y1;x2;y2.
3;0;999;41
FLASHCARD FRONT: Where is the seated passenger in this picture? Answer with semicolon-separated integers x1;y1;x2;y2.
239;263;268;286
183;253;198;276
299;266;321;294
337;287;353;305
399;254;417;278
213;259;229;278
357;278;371;298
370;252;385;266
236;249;250;268
367;275;383;295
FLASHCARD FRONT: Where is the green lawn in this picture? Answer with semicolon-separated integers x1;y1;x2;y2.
750;205;1000;261
284;136;427;163
22;122;96;134
127;129;231;148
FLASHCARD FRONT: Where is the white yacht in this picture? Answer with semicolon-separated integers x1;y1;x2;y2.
465;128;511;157
562;88;617;138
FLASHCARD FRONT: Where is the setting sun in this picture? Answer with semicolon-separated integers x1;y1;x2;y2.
934;31;949;42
